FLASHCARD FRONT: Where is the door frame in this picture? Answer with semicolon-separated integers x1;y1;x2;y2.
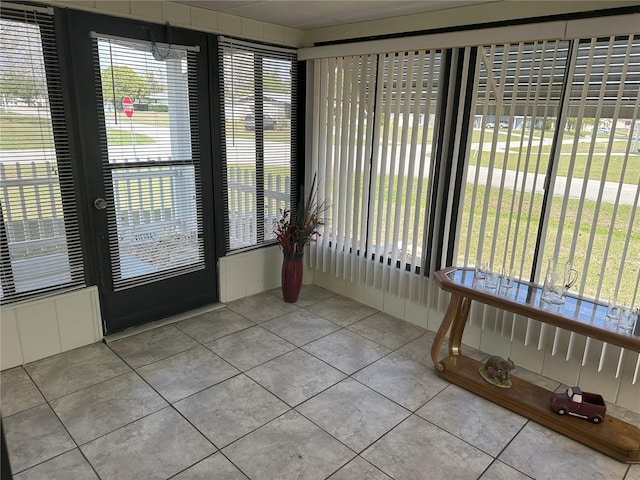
63;9;219;334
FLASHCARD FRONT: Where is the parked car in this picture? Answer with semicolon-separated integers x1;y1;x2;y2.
244;114;277;131
550;386;606;423
485;121;510;128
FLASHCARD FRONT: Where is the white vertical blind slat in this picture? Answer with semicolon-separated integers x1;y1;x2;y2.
343;56;357;281
367;53;386;287
310;60;320;269
325;58;340;271
336;57;350;278
358;56;376;282
393;52;424;295
319;58;331;270
409;51;434;298
400;52;425;297
373;54;393;289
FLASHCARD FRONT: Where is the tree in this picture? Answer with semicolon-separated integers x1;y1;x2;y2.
264;72;288;93
0;72;47;105
144;71;166;95
101;66;149;109
0;20;48;106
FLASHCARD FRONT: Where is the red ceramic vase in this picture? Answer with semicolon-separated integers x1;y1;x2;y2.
282;251;304;303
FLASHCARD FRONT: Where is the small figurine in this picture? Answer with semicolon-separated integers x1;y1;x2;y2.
478;355;515;388
550;386;606;424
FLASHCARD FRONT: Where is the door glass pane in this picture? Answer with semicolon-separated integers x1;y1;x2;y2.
111;165;200;282
94;37;203;290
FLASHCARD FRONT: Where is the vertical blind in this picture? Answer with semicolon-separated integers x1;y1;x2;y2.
309;50;442;295
306;16;640;397
219;37;297;252
454;34;640;380
544;35;640;306
309;28;640;311
0;3;84;304
457;40;569;281
92;34;205;290
457;35;640;308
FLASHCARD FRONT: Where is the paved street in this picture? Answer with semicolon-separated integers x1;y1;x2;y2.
467;164;639;205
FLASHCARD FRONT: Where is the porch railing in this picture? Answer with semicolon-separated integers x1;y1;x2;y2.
227;166;290;248
0;161;67;258
0;161;291;258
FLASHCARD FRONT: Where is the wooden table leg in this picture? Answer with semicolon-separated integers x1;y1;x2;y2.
449;296;472;356
431;294;472;371
431;294;463;372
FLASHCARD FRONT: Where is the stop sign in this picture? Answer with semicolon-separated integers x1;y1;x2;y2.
122;96;134;118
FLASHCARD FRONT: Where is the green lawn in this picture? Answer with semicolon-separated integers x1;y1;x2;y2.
0;113;155;148
106;128;154;145
458;184;640;304
472;135;639;184
0;114;54;149
109;111;170;127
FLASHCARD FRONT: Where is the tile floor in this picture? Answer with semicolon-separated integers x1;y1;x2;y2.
2;285;639;480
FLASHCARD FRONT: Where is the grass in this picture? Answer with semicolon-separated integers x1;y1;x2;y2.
458;184;640;304
472;131;640;184
105;111;170;127
0;114;54;149
0;112;156;148
0;113;291;148
106;128;154;145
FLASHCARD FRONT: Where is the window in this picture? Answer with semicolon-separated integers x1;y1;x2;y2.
307;18;639;307
457;35;640;306
457;40;569;280
219;37;298;251
0;4;84;303
309;51;442;292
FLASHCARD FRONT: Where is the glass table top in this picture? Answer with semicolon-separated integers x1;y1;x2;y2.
443;268;640;341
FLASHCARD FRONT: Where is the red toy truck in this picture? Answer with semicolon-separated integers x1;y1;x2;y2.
550;386;606;424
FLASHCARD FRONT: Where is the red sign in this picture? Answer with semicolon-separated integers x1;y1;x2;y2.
122;96;134;118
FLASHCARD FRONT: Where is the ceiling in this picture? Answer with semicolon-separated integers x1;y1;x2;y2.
176;0;496;30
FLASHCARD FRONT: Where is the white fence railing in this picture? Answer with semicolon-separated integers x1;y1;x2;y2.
1;161;291;256
227;166;290;248
0;161;68;258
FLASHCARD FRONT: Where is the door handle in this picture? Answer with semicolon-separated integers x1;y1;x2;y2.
93;198;108;210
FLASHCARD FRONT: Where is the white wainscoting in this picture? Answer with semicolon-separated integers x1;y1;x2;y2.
313;268;640;414
1;287;103;370
218;246;315;303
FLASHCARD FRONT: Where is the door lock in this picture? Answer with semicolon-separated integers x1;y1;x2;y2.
93;198;107;210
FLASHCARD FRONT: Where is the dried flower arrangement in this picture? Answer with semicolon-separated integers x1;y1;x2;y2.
274;174;327;254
